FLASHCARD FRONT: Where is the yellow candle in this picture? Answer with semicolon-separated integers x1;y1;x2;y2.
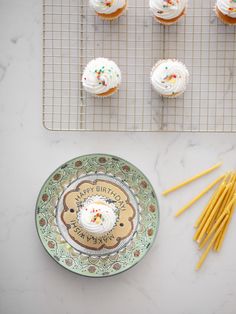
175;174;225;218
215;174;236;221
196;215;229;271
162;162;223;196
194;175;226;229
214;194;236;251
193;180;226;241
197;185;229;243
194;183;222;229
199;209;229;249
214;230;223;251
217;195;236;252
206;183;232;234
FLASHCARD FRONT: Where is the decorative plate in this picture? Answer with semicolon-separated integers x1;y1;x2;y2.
35;154;160;277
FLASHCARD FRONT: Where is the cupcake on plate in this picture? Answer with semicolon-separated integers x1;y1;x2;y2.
215;0;236;25
149;0;187;25
82;58;121;97
151;59;189;98
78;196;118;236
89;0;128;21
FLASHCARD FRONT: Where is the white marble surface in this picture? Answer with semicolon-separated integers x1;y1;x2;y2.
1;1;236;314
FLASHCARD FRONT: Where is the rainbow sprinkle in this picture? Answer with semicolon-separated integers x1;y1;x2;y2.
163;0;179;8
95;66;107;86
90;210;104;224
103;0;114;7
229;0;236;11
162;74;177;84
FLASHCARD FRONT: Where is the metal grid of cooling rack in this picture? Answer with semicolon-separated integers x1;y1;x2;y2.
43;0;236;132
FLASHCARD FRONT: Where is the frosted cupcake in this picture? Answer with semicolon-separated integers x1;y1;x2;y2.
149;0;187;25
78;196;118;236
82;58;121;97
215;0;236;25
89;0;128;21
151;59;189;98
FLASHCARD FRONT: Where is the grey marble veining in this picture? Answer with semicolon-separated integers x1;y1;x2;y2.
0;1;236;314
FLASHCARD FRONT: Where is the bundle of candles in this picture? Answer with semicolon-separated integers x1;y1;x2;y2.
162;162;236;271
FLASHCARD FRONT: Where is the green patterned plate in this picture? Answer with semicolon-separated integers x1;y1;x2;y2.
35;154;160;277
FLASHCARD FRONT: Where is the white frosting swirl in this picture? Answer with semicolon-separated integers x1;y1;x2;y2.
78;196;117;235
89;0;126;14
149;0;186;20
82;58;121;95
151;59;189;97
217;0;236;17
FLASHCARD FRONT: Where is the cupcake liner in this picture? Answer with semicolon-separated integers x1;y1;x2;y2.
151;59;189;98
95;86;119;98
154;8;186;26
160;91;184;98
215;5;236;26
96;2;128;21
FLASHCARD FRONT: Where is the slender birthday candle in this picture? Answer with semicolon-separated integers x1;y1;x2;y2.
196;185;229;243
175;175;225;217
216;194;236;252
162;162;223;196
194;178;224;229
196;214;229;271
214;177;236;250
199;197;234;249
193;179;227;241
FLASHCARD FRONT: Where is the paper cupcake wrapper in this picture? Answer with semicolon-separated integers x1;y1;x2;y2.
95;86;120;98
96;2;128;21
214;5;236;26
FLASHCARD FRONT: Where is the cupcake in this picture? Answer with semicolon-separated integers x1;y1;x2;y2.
149;0;187;25
89;0;128;21
78;196;118;236
82;58;121;97
215;0;236;25
151;59;189;98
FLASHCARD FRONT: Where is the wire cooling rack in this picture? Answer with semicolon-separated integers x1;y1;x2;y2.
43;0;236;132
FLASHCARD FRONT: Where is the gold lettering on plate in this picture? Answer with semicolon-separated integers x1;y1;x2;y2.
74;182;127;211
